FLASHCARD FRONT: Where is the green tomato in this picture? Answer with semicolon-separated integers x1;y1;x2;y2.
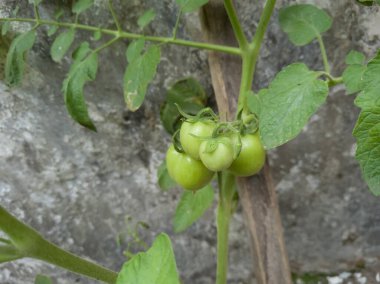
228;134;265;177
199;137;234;172
180;120;215;160
166;144;214;191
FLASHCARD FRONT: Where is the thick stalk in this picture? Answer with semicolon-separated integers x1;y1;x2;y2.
0;206;118;283
0;17;240;55
216;172;236;284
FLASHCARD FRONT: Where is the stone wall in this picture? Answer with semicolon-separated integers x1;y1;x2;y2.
0;0;379;283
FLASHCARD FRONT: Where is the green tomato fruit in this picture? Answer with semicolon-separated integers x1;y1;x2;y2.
228;134;265;177
166;144;214;191
180;120;215;160
199;137;234;172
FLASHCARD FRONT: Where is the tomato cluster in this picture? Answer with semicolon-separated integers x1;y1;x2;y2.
166;109;266;191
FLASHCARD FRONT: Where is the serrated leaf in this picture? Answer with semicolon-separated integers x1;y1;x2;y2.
116;233;180;284
124;45;161;111
50;29;75;63
353;107;380;195
34;275;52;284
257;63;329;149
176;0;209;13
346;50;366;65
5;30;36;86
279;4;332;46
355;51;380;108
157;161;176;191
138;9;156;29
160;78;207;134
173;185;214;233
72;0;94;14
126;39;145;63
62;49;98;131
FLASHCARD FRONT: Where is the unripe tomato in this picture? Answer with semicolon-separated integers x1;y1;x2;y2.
180;120;215;160
228;134;265;177
166;144;214;191
199;137;234;172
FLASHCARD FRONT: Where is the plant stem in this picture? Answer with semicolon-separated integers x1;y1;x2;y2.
216;172;236;284
0;17;241;55
316;34;330;74
108;0;121;32
0;206;118;283
172;8;183;40
223;0;248;49
237;0;277;112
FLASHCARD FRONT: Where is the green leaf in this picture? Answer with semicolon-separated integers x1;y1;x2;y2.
34;275;53;284
126;39;145;63
1;22;10;36
355;0;378;6
47;26;58;37
138;9;156;29
123;45;161;111
246;90;262;116
50;29;75;63
160;78;207;134
343;65;366;95
279;4;332;46
173;185;214;233
72;0;94;14
175;0;209;13
353;107;380;195
5;30;36;86
92;30;102;41
62;43;98;131
117;233;180;284
355;51;380;108
157;161;176;191
257;63;329;149
346;50;366;65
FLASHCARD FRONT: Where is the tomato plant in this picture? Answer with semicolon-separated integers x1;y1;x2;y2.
166;144;214;191
0;1;379;284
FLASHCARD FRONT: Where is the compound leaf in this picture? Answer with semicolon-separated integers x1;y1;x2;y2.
117;234;180;284
353;107;380;195
160;78;207;134
72;0;94;14
62;42;98;131
279;4;332;46
173;185;214;233
5;30;36;86
123;44;161;111
355;51;380;108
157;161;176;191
175;0;209;13
257;63;329;149
50;29;75;62
138;9;156;29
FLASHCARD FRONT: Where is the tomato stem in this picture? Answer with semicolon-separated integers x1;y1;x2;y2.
216;172;236;284
0;206;118;283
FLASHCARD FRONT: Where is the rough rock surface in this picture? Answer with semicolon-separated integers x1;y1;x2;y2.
0;0;379;283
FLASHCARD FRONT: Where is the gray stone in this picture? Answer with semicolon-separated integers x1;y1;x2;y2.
0;0;379;283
